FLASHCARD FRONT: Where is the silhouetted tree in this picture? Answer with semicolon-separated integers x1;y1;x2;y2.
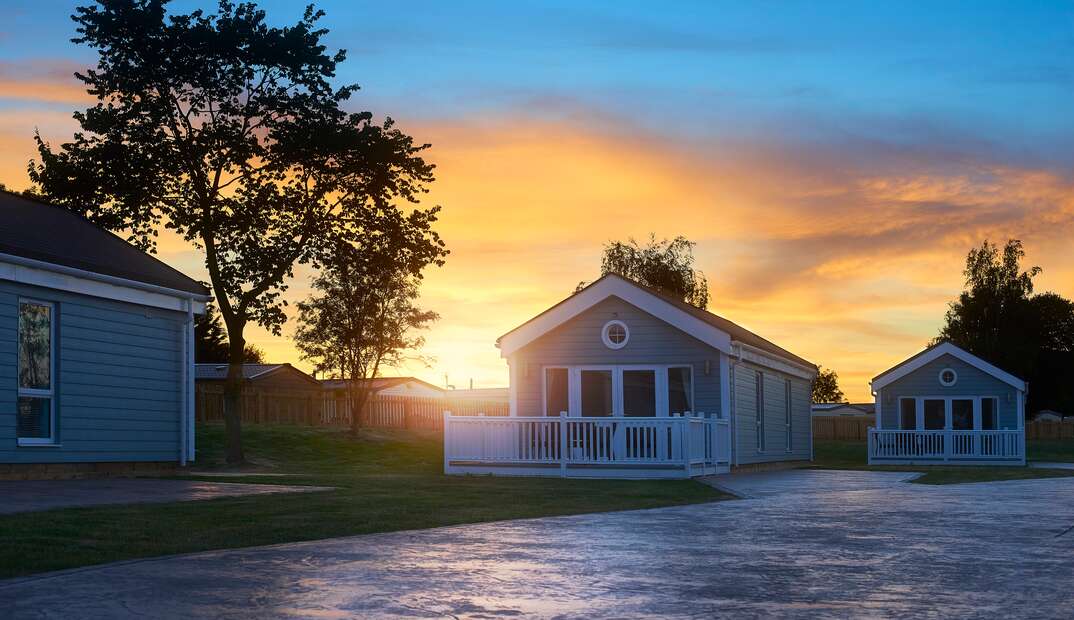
579;235;709;308
936;239;1074;415
195;303;265;363
294;229;446;434
31;1;436;463
811;367;845;403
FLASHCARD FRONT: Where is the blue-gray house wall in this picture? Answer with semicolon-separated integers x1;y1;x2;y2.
876;353;1020;430
0;280;186;464
510;296;723;418
508;295;814;466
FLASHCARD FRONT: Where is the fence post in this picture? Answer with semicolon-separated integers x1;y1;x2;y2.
442;412;451;474
559;412;568;478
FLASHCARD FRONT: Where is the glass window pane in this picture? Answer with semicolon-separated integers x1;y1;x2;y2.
17;397;51;439
924;399;945;430
19;302;51;390
544;368;568;416
952;399;973;430
900;399;916;430
982;398;998;430
580;370;613;417
622;370;655;417
668;367;692;414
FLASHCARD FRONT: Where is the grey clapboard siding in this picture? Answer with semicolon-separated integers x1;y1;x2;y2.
511;296;722;417
0;280;185;463
877;353;1018;429
733;362;812;464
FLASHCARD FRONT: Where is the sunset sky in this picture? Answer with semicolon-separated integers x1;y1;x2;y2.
2;1;1072;401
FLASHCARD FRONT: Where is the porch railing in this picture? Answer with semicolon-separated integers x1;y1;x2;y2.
444;412;731;477
868;429;1024;464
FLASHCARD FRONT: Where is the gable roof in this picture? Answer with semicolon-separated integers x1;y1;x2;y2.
0;190;209;296
497;273;816;373
871;341;1026;392
194;363;320;386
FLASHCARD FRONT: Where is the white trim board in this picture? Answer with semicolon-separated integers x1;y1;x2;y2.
871;342;1026;392
498;275;734;358
0;253;209;314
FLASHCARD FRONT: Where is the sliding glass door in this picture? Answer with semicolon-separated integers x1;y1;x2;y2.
546;366;695;417
580;370;614;417
622;370;656;417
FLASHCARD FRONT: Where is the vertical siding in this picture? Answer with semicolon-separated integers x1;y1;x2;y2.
0;280;185;463
511;296;722;417
733;361;812;464
876;353;1020;430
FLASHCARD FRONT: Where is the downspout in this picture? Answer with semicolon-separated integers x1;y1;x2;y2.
187;301;196;464
179;300;190;466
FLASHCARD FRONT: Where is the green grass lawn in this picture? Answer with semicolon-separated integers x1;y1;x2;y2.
0;423;728;579
812;440;1074;485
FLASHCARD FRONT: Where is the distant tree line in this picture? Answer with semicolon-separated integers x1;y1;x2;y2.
936;239;1073;416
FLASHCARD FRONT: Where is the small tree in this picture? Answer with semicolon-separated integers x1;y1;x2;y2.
31;2;435;463
578;235;709;308
811;367;845;404
294;215;446;434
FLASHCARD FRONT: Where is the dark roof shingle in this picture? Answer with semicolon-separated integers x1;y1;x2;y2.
0;190;208;295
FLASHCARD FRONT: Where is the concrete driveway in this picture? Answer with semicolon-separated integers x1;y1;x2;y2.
2;470;1073;619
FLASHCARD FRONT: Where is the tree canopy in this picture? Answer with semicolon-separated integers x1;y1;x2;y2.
195;303;265;363
579;235;709;308
936;239;1074;414
294;223;446;432
31;1;439;462
811;367;845;403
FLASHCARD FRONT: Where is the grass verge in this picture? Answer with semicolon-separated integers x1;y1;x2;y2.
0;423;728;579
812;440;1074;484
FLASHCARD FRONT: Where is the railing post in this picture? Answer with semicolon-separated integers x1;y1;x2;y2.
680;416;689;474
559;412;568;478
943;429;950;462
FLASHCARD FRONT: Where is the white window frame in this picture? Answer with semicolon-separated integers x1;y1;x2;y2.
898;396;1003;431
17;298;57;446
600;320;629;350
755;371;766;452
547;365;695;417
785;378;792;452
541;366;571;417
938;367;958;387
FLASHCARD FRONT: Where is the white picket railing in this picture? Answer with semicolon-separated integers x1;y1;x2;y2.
868;429;1024;464
444;412;731;478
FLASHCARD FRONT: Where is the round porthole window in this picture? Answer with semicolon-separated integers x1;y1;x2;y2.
939;368;958;387
601;320;629;350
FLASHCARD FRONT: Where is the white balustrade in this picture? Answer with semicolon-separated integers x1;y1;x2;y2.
444;412;732;477
868;429;1024;464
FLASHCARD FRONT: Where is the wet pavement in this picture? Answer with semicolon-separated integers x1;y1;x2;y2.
0;479;331;514
2;470;1072;618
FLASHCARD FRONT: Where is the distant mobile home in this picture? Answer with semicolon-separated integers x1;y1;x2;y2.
0;191;208;477
444;274;818;478
868;342;1026;465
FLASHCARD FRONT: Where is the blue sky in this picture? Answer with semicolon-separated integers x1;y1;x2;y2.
1;1;1071;397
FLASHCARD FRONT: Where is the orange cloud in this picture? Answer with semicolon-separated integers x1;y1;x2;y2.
3;111;1072;401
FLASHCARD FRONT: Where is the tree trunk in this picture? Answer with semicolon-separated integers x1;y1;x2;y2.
348;386;372;437
223;334;246;464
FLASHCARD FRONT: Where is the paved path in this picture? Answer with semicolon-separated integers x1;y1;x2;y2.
2;471;1073;618
0;479;331;514
701;468;920;498
1029;461;1074;470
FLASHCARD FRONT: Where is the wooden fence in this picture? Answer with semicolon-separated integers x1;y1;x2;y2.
1026;420;1074;440
812;415;1074;441
195;384;508;431
812;416;874;441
